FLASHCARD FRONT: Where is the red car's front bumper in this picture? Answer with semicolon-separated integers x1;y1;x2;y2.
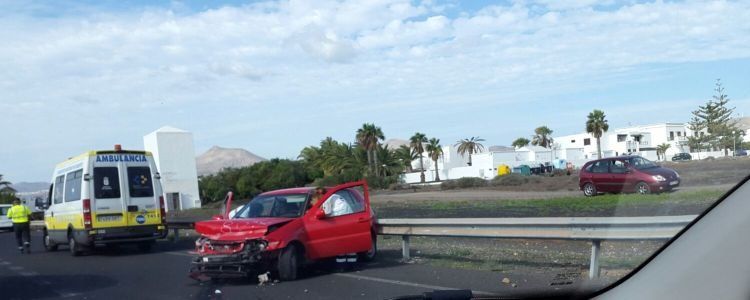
190;238;274;279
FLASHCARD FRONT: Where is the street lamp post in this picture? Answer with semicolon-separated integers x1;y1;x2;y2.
733;131;736;156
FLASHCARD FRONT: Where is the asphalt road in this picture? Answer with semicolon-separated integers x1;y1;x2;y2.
0;230;608;300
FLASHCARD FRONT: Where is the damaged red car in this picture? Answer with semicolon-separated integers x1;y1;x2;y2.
190;181;377;281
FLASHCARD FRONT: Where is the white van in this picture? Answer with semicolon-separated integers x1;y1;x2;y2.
41;145;167;255
0;204;12;230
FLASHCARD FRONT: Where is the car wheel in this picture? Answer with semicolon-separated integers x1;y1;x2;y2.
358;233;377;262
636;182;651;195
69;234;82;256
277;244;300;281
583;183;597;197
44;229;58;252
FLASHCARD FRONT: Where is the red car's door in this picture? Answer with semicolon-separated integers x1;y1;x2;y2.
304;181;373;259
608;159;629;192
589;160;612;192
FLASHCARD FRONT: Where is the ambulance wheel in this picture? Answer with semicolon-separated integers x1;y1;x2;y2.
43;229;58;252
68;234;82;256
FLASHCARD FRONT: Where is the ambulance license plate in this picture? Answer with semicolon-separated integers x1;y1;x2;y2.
97;215;122;222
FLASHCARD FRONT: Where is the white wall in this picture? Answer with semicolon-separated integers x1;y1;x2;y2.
690;150;729;159
143;127;201;211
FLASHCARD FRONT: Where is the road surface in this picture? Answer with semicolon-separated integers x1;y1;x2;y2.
0;230;608;299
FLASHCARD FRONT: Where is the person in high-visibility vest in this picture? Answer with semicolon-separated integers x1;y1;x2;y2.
6;198;32;253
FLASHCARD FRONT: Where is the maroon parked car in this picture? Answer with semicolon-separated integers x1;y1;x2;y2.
579;156;680;196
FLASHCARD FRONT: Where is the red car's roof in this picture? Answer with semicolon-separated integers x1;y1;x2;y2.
260;187;314;196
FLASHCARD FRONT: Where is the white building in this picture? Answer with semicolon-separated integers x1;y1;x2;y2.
402;144;558;183
399;122;715;184
143;126;201;211
556;123;691;161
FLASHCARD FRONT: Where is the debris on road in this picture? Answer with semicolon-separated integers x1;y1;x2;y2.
258;272;271;285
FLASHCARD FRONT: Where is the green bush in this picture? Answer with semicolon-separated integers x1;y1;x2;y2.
441;177;488;190
440;180;458;190
490;174;529;186
457;177;488;188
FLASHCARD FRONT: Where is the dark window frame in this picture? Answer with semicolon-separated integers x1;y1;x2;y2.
94;167;121;199
590;160;609;173
53;175;65;204
127;167;155;198
64;169;83;202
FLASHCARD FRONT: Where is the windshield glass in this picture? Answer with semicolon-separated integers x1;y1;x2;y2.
234;194;308;218
628;157;659;170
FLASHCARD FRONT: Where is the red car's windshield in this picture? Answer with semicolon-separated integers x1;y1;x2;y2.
233;194;308;218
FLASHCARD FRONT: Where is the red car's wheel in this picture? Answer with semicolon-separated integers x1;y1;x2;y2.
277;244;300;281
358;233;377;262
583;183;597;197
636;182;651;195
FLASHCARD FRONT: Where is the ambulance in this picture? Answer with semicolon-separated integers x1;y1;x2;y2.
41;145;167;256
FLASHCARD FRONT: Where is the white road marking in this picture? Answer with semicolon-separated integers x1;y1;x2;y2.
60;292;82;298
9;266;24;271
0;261;11;265
165;251;193;257
20;271;39;276
333;273;495;296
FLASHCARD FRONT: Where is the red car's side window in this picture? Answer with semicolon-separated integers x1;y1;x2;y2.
321;190;365;217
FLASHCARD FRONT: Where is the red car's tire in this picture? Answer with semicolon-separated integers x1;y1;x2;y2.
636;182;651;194
583;183;597;197
358;233;377;262
277;244;300;281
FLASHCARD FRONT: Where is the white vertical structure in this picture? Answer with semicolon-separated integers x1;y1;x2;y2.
143;126;201;211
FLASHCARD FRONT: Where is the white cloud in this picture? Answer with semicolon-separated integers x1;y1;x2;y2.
1;0;750;181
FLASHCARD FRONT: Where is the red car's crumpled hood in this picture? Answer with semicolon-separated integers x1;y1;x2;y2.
194;217;294;241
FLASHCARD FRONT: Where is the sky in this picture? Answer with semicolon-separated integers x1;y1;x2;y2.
1;0;750;182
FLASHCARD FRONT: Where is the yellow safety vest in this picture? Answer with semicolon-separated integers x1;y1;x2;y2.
6;205;31;223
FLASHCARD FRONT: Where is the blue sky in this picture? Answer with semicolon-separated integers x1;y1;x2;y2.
1;0;750;182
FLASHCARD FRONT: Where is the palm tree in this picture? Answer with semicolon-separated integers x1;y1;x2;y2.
511;137;530;149
586;110;610;159
454;136;485;166
320;141;365;177
0;174;14;194
298;146;324;175
394;145;419;172
356;123;385;175
531;126;554;148
656;143;671;161
375;145;404;177
410;132;428;182
426;138;443;181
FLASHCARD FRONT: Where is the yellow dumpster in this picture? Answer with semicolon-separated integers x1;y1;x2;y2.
497;164;511;176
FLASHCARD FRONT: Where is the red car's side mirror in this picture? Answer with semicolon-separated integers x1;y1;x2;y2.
315;209;326;219
211;214;224;220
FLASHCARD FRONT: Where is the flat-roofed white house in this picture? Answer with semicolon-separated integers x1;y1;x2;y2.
556;123;691;161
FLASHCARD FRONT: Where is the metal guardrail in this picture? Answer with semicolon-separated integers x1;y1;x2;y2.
32;215;697;279
377;215;697;279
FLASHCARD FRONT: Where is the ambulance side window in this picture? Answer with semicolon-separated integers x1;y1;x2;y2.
64;169;83;202
94;167;121;199
52;175;65;204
